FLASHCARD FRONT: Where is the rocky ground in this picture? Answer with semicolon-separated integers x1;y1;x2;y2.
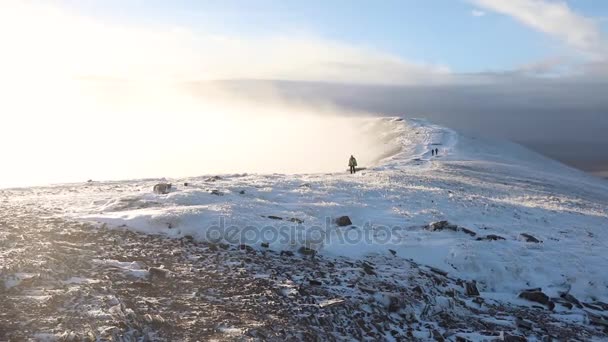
1;196;608;341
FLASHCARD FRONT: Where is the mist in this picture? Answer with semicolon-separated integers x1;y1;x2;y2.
0;80;402;188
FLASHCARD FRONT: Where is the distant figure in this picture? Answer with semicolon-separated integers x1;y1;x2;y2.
348;155;358;174
153;183;172;194
435;148;439;155
431;149;435;156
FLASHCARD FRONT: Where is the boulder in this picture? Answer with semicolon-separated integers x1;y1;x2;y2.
267;215;283;220
519;290;554;310
335;216;353;226
427;220;458;232
465;281;480;296
476;234;505;241
153;183;172;194
520;233;541;243
280;250;294;257
289;217;304;224
209;190;222;196
504;334;527;342
260;242;269;248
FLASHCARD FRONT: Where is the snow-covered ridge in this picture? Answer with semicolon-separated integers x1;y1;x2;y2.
14;117;608;306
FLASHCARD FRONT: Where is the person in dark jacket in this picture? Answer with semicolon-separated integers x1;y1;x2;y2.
431;149;435;156
348;155;358;174
435;148;439;155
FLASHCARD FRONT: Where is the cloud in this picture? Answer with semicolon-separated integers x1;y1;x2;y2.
470;0;606;57
471;9;486;17
0;1;450;85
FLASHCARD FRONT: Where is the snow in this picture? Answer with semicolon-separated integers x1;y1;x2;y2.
15;117;608;307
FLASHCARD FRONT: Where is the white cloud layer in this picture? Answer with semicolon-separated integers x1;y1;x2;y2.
0;1;450;85
471;0;607;57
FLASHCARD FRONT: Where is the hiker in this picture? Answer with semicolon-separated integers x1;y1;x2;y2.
435;148;439;155
431;149;435;156
348;155;358;174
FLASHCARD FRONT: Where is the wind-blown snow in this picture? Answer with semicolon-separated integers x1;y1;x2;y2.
21;117;608;305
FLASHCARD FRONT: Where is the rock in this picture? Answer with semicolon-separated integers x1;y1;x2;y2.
335;216;353;226
239;190;245;194
298;246;316;256
239;244;254;253
504;334;527;342
148;267;169;279
309;279;322;286
205;176;221;182
361;262;376;276
289;217;304;224
559;292;582;308
465;281;480;296
261;242;269;248
183;182;189;186
515;317;533;330
519;290;554;309
427;220;458;232
520;233;541;243
280;250;294;257
209;190;222;196
476;234;505;241
589;315;608;327
429;267;448;277
459;227;477;236
267;215;283;220
382;293;403;313
388;249;397;256
153;183;172;194
455;336;472;342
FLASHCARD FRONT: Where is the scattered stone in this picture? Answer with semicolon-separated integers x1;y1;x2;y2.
589;315;608;327
388;249;397;256
148;267;169;279
319;298;345;309
459;227;477;237
429;267;448;277
267;215;283;220
427;220;458;232
520;233;541;243
153;183;172;194
280;250;294;257
504;334;527;342
335;216;353;227
239;190;245;194
361;262;376;276
515;317;533;330
239;244;255;253
298;246;316;256
476;234;505;241
309;279;322;286
299;183;311;188
559;292;582;308
289;217;304;224
205;176;221;182
519;290;554;309
209;190;222;196
455;336;472;342
261;242;269;248
465;281;480;296
183;182;189;186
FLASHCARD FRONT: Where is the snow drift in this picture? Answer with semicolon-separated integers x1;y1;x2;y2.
21;117;608;306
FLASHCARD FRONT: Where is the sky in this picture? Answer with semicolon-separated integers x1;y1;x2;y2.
1;0;608;187
39;0;608;77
